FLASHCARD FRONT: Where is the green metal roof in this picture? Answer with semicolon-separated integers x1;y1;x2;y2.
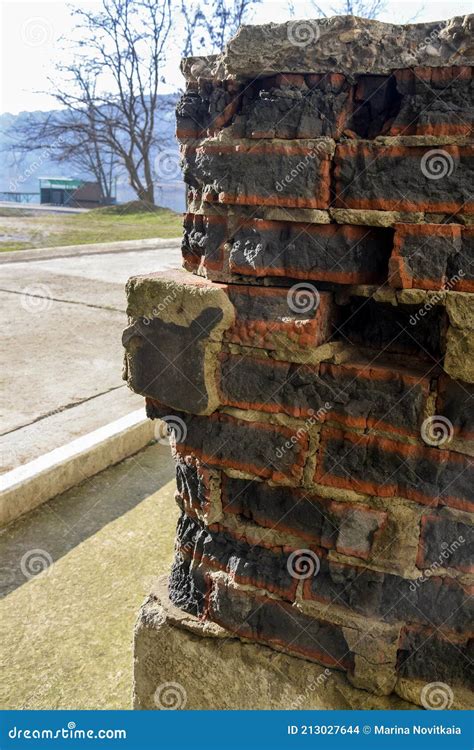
39;178;84;189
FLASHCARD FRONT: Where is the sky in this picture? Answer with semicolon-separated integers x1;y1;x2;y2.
0;0;472;115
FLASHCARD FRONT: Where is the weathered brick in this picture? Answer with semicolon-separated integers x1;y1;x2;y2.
304;556;473;633
228;220;393;285
176;80;241;139
224;285;337;351
221;475;387;561
218;353;429;435
182;212;228;273
315;427;474;512
417;513;474;574
337;297;445;360
208;576;355;670
389;223;466;291
437;375;474;440
239;73;352;139
350;74;402;139
334;142;474;213
173;511;298;601
182;138;334;209
176;460;212;515
146;402;309;483
123;271;336;414
390;67;474;137
397;626;473;689
168;551;210;617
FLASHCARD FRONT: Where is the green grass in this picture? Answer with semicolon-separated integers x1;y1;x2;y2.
0;201;183;252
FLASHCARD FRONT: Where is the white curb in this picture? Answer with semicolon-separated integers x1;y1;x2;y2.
0;409;156;528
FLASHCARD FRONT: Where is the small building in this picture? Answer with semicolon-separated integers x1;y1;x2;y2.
39;178;108;208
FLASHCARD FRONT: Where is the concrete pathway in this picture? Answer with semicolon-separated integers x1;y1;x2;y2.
0;441;177;709
0;241;182;472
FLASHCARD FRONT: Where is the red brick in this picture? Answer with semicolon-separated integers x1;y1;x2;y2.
417;513;474;574
334;142;474;213
221;474;387;561
208;576;355;671
146;402;309;483
389;223;464;290
218;353;429;436
314;426;474;512
224;285;337;351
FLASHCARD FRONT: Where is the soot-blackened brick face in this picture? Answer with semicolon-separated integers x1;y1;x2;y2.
127;16;474;709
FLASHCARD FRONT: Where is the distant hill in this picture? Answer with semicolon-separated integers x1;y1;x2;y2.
0;94;185;212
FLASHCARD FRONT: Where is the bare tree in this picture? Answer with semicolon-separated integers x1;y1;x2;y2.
181;0;261;56
8;108;119;202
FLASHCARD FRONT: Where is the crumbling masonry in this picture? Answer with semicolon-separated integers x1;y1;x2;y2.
124;15;474;709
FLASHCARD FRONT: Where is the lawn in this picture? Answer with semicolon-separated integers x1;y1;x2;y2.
0;201;183;252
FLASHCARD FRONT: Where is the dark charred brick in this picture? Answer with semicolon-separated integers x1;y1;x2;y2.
122;307;223;414
336;297;445;360
146;403;308;483
182;212;228;272
208;576;355;670
240;75;352;139
350;75;402;138
390;67;474;137
182;140;332;209
168;551;209;617
174;512;297;600
397;626;473;689
229;220;392;285
219;354;428;435
389;223;464;291
176;461;210;513
418;514;474;573
437;376;474;440
305;557;473;632
334;143;474;213
315;427;474;512
222;475;386;561
176;81;241;139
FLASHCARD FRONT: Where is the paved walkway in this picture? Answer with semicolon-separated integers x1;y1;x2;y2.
0;241;181;472
0;442;177;709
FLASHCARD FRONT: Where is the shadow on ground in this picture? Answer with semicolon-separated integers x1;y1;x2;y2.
0;441;178;709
